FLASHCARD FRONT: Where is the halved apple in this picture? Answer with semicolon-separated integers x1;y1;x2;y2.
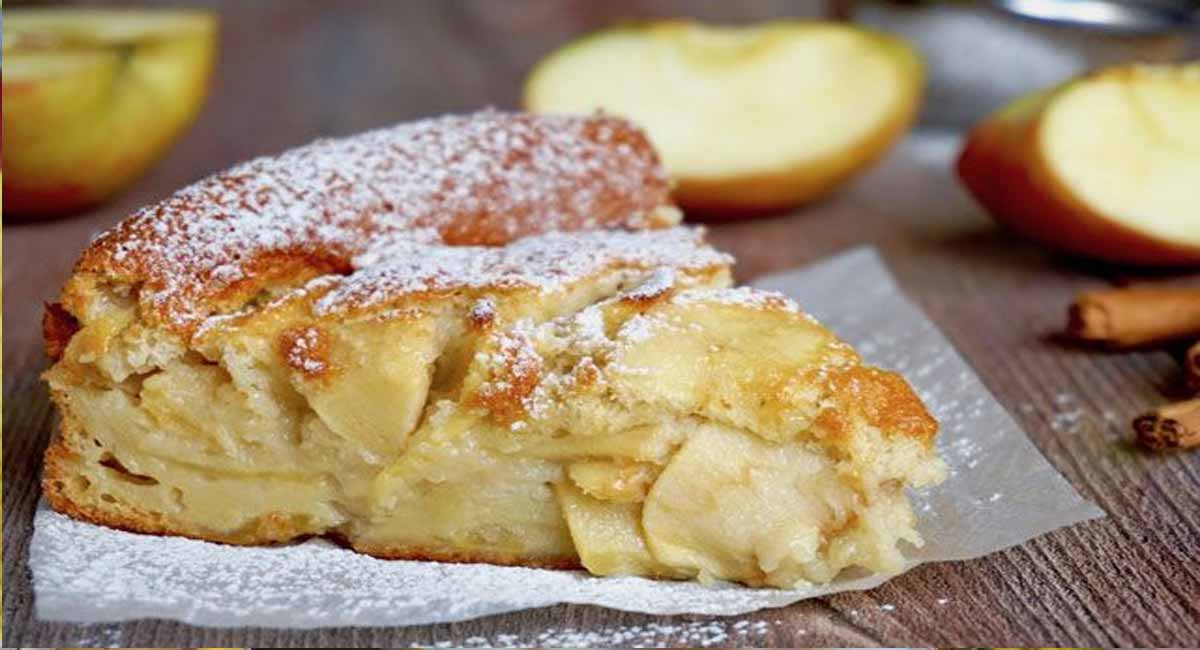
523;21;923;217
957;63;1200;267
3;8;217;217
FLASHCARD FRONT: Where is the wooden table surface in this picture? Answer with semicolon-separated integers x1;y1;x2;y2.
4;1;1199;646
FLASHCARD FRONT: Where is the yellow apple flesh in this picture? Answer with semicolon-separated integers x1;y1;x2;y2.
957;63;1200;267
523;21;923;217
3;9;217;217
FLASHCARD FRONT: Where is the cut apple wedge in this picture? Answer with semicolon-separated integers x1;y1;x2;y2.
524;21;923;217
957;63;1200;267
3;8;217;217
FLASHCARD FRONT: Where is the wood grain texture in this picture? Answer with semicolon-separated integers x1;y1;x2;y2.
4;0;1199;646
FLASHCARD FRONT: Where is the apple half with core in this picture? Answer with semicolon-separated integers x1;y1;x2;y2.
3;8;217;217
523;21;924;217
957;63;1200;267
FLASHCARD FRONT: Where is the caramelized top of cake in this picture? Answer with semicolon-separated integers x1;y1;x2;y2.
70;111;677;333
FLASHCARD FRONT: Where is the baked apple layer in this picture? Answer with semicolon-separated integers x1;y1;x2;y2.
43;228;944;588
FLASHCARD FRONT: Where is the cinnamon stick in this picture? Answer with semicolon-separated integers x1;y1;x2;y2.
1187;340;1200;392
1068;287;1200;348
1133;398;1200;451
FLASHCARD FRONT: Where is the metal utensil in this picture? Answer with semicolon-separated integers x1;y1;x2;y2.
990;0;1200;34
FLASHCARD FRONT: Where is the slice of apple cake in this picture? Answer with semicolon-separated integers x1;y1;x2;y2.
41;110;945;587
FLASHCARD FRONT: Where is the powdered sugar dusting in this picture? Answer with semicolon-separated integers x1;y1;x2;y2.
618;313;670;344
79;111;674;331
570;303;610;350
424;618;778;647
282;326;328;375
619;267;676;302
473;318;544;417
468;297;497;327
673;286;800;313
313;227;729;315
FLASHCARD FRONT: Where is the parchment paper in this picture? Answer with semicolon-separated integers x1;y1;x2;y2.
31;246;1104;627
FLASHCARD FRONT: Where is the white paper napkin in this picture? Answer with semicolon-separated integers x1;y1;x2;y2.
31;245;1104;627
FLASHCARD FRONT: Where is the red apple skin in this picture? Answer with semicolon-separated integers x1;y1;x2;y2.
2;10;216;218
4;65;214;218
956;84;1200;268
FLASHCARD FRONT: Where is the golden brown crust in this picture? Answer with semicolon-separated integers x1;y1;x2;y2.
470;326;544;422
66;111;674;335
617;269;678;307
813;364;938;447
466;298;497;330
279;325;334;379
42;301;79;361
351;541;583;571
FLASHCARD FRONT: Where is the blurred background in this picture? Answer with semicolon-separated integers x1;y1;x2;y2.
7;0;1198;150
3;0;1197;226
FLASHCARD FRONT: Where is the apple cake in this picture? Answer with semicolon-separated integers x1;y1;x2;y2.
42;110;946;588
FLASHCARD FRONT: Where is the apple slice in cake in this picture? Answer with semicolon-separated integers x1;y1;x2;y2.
41;110;945;587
